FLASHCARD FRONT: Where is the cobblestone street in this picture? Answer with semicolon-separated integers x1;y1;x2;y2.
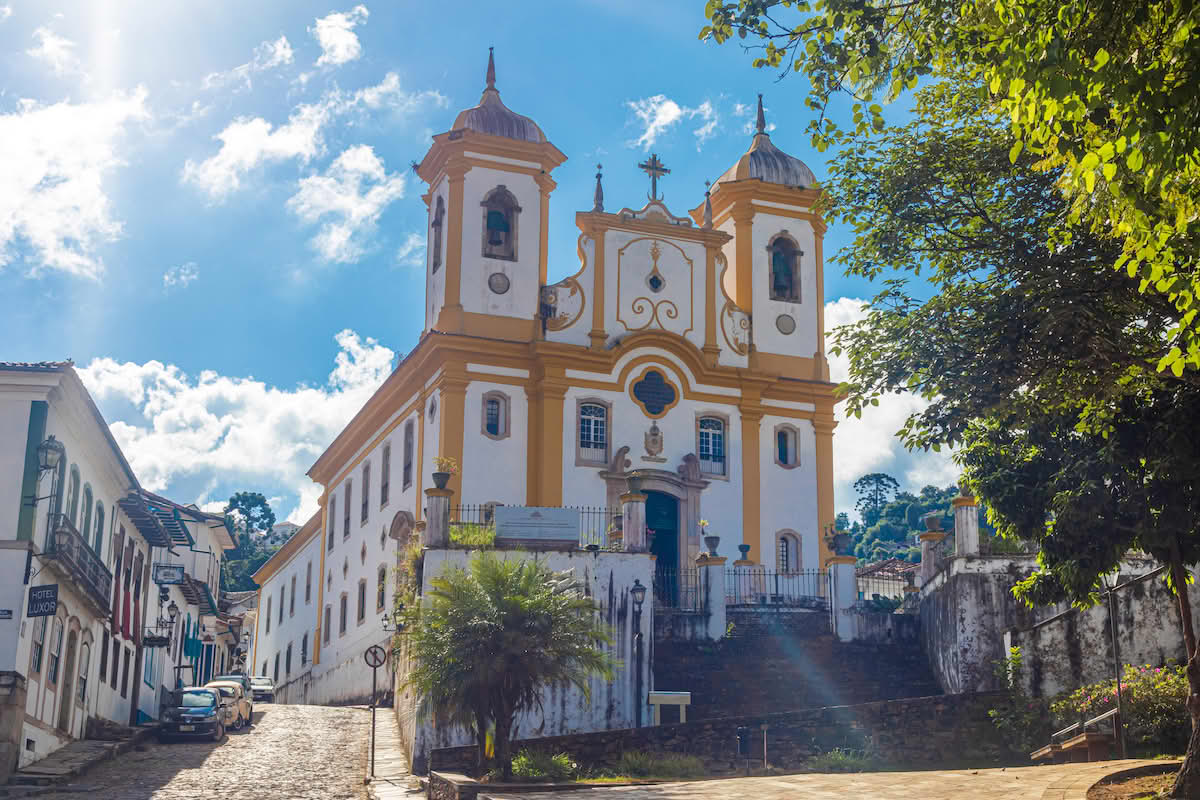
38;704;370;800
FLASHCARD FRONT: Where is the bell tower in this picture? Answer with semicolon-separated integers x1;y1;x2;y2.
414;49;566;340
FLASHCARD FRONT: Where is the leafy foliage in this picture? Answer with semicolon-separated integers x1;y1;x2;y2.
614;751;705;779
511;750;578;782
220;492;278;592
400;552;616;778
840;480;991;563
450;523;496;548
1052;663;1190;754
987;648;1052;755
702;0;1200;373
852;473;899;527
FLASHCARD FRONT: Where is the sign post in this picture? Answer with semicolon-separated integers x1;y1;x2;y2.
363;644;388;778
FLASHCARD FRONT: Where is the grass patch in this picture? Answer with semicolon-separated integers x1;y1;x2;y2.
804;748;884;773
510;750;577;782
613;751;706;780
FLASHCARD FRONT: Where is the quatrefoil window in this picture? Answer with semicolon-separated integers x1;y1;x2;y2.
630;369;679;419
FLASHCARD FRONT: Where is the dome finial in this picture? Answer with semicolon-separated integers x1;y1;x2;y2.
756;93;766;135
702;181;713;229
593;164;604;213
486;47;496;91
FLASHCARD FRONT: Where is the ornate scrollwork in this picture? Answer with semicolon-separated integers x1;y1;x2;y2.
541;276;586;331
628;296;680;331
721;300;751;355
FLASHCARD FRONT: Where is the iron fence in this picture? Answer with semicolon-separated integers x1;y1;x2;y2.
448;504;620;548
725;567;829;609
653;566;703;611
855;573;911;611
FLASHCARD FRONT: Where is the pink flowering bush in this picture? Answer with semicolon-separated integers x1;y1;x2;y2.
1051;662;1188;753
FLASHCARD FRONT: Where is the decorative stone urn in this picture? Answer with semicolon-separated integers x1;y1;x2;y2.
703;534;721;555
737;543;751;560
431;471;451;490
923;513;944;532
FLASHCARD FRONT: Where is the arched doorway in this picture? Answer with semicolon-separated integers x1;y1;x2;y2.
58;629;78;733
646;491;679;605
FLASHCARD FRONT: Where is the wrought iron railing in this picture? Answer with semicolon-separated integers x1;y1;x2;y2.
449;504;620;548
47;513;113;612
725;567;829;609
653;566;703;611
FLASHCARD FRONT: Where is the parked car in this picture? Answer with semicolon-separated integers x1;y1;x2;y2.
211;674;254;719
159;687;230;742
250;675;275;703
205;681;253;731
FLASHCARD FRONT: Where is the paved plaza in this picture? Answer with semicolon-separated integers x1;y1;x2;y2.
481;760;1171;800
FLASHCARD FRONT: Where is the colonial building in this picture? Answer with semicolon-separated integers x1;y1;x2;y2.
0;361;232;773
290;51;839;704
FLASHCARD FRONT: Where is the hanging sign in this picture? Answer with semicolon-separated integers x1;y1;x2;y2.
26;585;58;618
152;564;186;585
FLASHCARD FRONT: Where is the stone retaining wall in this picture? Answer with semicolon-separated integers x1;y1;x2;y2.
429;691;1020;775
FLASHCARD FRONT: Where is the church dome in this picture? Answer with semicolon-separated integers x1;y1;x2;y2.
714;95;815;189
451;48;546;144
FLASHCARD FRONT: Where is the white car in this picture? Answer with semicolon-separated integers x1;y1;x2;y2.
250;675;275;703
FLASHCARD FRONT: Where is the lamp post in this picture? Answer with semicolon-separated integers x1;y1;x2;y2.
1100;570;1127;758
631;579;646;728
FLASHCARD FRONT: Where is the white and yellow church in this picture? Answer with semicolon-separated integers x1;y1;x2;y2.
252;50;838;703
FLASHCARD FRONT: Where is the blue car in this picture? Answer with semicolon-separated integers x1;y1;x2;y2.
158;687;229;742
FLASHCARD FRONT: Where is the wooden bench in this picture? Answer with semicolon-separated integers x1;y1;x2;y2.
1030;743;1064;764
1030;708;1119;764
1061;731;1114;762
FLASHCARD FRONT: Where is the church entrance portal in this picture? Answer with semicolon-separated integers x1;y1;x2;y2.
646;490;679;605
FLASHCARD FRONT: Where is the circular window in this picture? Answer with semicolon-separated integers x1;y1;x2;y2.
775;314;796;335
487;272;511;294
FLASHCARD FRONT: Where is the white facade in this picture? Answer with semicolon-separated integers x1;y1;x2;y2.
250;518;321;703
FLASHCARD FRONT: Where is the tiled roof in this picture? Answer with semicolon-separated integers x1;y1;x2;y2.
856;557;918;578
0;360;73;371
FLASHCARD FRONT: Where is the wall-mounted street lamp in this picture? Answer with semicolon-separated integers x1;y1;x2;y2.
631;579;647;728
630;579;647;611
1100;570;1127;758
38;435;65;474
382;602;406;634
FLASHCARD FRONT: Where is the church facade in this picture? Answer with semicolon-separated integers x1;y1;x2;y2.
285;51;838;701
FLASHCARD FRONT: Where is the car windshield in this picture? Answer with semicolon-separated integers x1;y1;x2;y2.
180;691;216;708
213;675;243;683
214;687;236;697
251;678;272;686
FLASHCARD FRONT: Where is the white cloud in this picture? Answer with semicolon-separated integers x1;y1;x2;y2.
288;144;405;263
311;5;369;67
182;72;443;200
742;118;776;136
732;102;750;117
202;35;295;91
163;262;198;290
0;7;13;22
626;94;720;151
27;26;79;75
77;328;395;525
0;88;149;279
395;232;425;267
825;297;958;519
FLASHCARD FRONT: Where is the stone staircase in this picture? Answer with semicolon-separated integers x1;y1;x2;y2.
1;725;154;797
653;612;942;721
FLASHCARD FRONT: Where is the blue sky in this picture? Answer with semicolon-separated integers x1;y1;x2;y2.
0;0;955;523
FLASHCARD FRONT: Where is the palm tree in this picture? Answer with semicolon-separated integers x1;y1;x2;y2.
400;551;616;778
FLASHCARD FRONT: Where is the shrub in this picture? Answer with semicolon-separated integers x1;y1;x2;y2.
450;523;495;547
987;647;1052;754
510;750;577;782
616;751;706;779
1051;662;1189;754
805;748;880;773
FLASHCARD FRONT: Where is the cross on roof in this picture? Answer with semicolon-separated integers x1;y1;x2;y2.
638;153;670;201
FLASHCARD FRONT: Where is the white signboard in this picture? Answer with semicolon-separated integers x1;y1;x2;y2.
152;564;186;585
494;507;579;541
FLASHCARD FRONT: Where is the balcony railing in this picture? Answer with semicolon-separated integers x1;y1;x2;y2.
47;513;113;613
725;567;829;609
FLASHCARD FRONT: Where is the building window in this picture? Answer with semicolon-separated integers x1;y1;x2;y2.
98;634;108;682
482;391;510;440
431;195;445;273
698;417;726;476
577;401;609;465
301;633;309;666
78;643;90;703
81;485;93;543
361;463;371;524
120;648;131;699
343;481;352;539
481;185;520;261
357;580;367;625
775;424;800;469
339;595;348;636
285;643;292;676
265;598;272;634
142;642;153;688
767;233;802;302
327;496;336;551
778;531;801;572
376;566;387;613
262;661;268;678
380;443;391;507
305;561;312;604
289;575;296;616
110;637;119;688
402;421;414;490
279;584;285;623
93;502;105;555
273;652;280;683
66;465;80;527
323;606;332;644
30;616;47;674
47;618;64;684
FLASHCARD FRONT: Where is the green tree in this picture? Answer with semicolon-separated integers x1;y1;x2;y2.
225;492;276;556
835;511;850;531
401;552;616;778
702;0;1200;373
817;78;1200;795
853;473;899;527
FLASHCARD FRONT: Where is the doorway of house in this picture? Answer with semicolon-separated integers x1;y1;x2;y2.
646;490;679;605
58;630;78;732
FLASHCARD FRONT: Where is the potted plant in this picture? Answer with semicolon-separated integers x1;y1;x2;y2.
432;456;458;490
699;519;720;555
626;470;644;494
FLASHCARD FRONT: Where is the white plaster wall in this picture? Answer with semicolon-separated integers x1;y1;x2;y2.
543;234;593;347
252;532;321;689
459;166;541;321
460;381;526;506
425;177;448;332
759;415;820;570
602;229;707;351
402;548;655;773
0;396;31;549
750;209;819;358
717;218;737;302
422;389;440;494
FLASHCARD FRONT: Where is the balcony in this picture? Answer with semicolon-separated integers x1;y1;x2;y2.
46;513;113;616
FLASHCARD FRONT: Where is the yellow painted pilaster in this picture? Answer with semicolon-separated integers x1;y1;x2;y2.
813;413;837;566
814;227;826;354
524;379;544;506
539;381;567;506
588;224;607;349
535;173;556;287
702;244;720;365
437;161;470;332
436;367;469;498
414;392;426;522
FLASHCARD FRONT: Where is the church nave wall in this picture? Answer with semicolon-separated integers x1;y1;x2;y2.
460;380;527;506
757;414;820;571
